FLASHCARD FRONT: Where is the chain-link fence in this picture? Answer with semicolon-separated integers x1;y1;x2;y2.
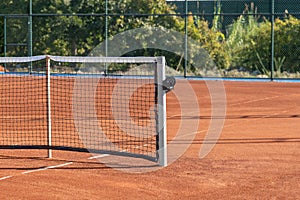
1;0;300;79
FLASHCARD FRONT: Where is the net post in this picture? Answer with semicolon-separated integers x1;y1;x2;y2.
155;56;167;167
46;56;52;158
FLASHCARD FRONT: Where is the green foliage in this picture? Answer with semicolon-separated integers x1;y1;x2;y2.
0;0;230;73
0;0;29;14
226;3;300;74
172;8;229;71
226;3;261;69
212;0;222;32
273;16;300;72
108;0;181;34
32;0;105;56
0;1;30;56
0;18;3;56
190;18;229;70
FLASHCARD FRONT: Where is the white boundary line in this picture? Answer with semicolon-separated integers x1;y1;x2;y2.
88;154;109;160
0;146;149;181
0;162;74;181
229;95;281;106
0;176;13;181
22;162;73;175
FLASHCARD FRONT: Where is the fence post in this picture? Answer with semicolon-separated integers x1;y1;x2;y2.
270;0;275;81
184;0;188;78
105;0;108;76
4;16;7;72
28;0;33;74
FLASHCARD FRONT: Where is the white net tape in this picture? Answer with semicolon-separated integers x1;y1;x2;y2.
0;55;46;63
0;55;158;64
48;56;158;63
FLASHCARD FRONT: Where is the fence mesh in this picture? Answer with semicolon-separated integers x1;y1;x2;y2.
1;0;300;79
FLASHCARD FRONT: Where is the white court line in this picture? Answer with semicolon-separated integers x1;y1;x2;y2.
88;154;109;160
0;162;74;181
0;176;13;181
229;95;282;106
88;148;131;160
22;162;73;175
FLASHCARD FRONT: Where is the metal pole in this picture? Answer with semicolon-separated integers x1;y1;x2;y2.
105;0;108;75
46;56;52;158
270;0;275;81
28;0;33;73
184;0;188;78
4;16;7;72
156;57;167;167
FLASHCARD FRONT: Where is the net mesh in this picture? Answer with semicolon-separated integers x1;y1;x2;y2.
0;61;47;147
0;56;162;162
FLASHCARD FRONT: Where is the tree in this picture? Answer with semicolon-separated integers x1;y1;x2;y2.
0;0;229;72
0;18;4;56
227;14;300;74
0;0;30;56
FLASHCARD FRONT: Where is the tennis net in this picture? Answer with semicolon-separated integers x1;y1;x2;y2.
0;56;167;166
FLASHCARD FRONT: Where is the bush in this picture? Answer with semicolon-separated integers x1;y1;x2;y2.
227;13;300;74
225;3;262;71
274;16;300;72
184;16;230;71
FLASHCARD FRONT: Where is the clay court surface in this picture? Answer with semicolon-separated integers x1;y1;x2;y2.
0;80;299;199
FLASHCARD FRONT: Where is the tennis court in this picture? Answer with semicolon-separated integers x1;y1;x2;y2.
0;78;299;199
